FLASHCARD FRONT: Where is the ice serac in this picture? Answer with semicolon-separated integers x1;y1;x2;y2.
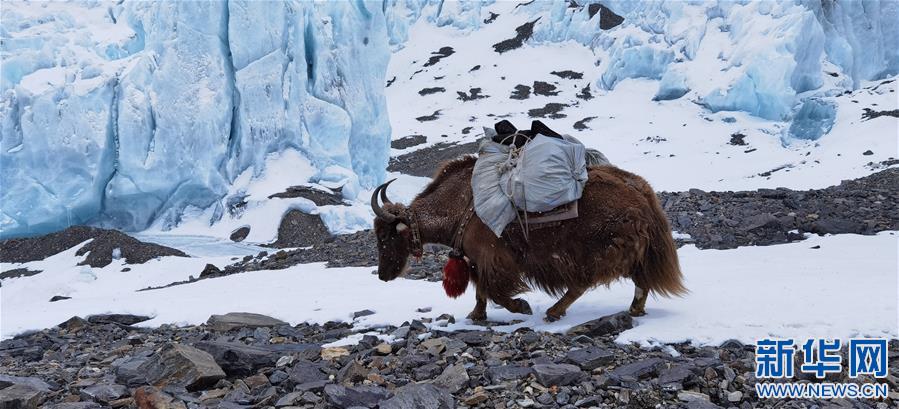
383;0;494;50
0;1;391;239
518;0;897;124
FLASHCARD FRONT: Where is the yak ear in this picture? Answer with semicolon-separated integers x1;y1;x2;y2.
395;223;409;233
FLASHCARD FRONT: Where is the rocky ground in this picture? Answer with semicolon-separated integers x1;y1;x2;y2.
2;311;896;409
2;145;898;409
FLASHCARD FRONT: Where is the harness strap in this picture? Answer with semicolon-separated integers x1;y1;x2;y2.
406;209;424;258
450;197;475;256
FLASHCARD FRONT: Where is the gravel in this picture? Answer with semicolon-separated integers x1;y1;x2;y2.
2;312;893;409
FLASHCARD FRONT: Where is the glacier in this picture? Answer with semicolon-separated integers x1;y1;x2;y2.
3;0;898;240
1;1;391;239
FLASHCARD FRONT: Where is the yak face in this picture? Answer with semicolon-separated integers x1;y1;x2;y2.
373;204;413;281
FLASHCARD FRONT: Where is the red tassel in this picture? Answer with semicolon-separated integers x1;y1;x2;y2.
442;256;470;298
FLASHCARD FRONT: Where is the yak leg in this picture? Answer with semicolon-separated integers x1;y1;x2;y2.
493;296;533;316
628;284;649;317
544;287;586;322
467;284;488;322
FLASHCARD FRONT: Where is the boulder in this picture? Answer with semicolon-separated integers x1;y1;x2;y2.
0;375;51;392
206;312;287;331
486;365;533;383
565;346;614;370
532;364;583;387
140;343;225;391
192;341;317;377
610;357;664;380
0;384;45;409
431;364;469;393
566;312;633;337
86;314;152;326
379;384;454;409
323;384;392;408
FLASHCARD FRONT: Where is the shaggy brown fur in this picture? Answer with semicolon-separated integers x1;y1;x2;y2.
373;155;687;322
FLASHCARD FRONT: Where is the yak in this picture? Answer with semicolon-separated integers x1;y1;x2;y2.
371;156;686;322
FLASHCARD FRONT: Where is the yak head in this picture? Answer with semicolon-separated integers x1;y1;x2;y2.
371;179;414;281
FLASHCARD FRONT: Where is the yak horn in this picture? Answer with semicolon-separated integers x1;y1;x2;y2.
370;179;397;222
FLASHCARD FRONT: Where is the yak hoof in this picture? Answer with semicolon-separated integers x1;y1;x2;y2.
543;313;561;323
467;311;487;322
514;299;532;315
628;308;646;317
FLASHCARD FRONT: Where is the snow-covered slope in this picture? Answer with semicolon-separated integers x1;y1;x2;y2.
385;1;897;191
3;231;896;345
1;1;391;239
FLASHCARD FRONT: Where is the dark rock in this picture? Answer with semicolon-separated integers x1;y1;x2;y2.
510;84;531;100
271;209;330;248
532;81;559;96
0;384;45;409
573;117;596;131
457;88;488;101
379;384;454;409
193;341;317;377
432;364;469;393
391;135;427;150
0;226;186;267
0;268;41;281
862;108;899;120
576;84;593;100
611;357;664;380
87;314;152;326
199;263;222;278
493;19;540;53
486;365;533;383
288;361;329;385
48;295;70;302
811;218;864;234
863;149;874;155
352;309;375;319
532;363;583;386
206;312;287;331
140;343;226;391
565;346;614;370
79;384;128;404
229;227;250;242
418;87;446;96
295;380;329;393
337;360;370;384
423;46;454;67
458;331;491;346
0;375;50;392
567;311;633;337
268;185;344;206
527;103;568;119
550;70;583;80
415;110;441;122
323;384;392;408
588;3;625;29
387;141;477;177
720;339;745;349
657;365;694;386
112;354;151;386
44;403;102;409
729;133;747;146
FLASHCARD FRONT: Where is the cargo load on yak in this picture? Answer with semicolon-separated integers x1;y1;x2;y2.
472;120;610;237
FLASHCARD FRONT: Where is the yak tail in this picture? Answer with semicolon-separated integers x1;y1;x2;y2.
637;191;688;298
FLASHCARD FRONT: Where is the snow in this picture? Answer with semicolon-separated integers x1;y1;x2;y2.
2;232;896;346
1;1;391;239
385;2;898;193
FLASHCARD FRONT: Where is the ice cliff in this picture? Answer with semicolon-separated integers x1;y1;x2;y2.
386;0;897;128
1;1;391;239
